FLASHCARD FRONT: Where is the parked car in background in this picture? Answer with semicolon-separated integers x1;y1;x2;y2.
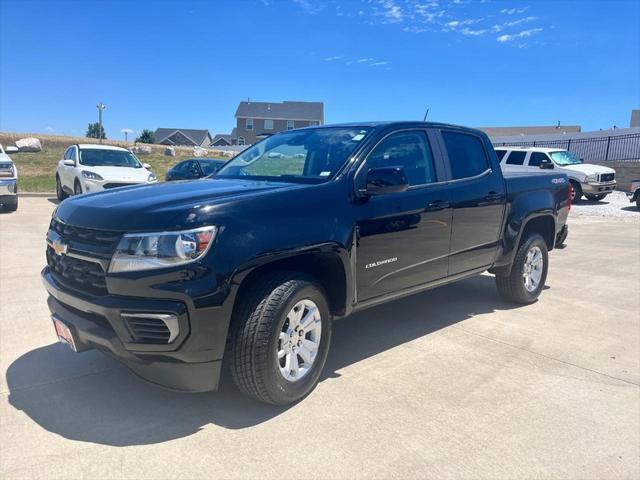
0;143;19;212
42;122;570;405
165;158;227;181
495;147;616;202
628;179;640;210
56;144;157;200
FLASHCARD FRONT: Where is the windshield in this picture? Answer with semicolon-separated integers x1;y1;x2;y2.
216;127;370;182
550;150;582;166
80;149;142;168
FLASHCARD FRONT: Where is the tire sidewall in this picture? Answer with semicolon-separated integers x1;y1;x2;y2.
516;235;548;302
570;180;582;202
263;282;332;404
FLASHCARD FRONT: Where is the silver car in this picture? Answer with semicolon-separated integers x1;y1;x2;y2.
0;144;19;212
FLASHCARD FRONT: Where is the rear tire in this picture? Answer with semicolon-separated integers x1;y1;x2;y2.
56;175;68;201
570;180;582;202
496;233;548;304
229;272;332;405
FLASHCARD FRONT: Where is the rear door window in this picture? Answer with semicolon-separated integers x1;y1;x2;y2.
506;151;526;165
442;131;489;179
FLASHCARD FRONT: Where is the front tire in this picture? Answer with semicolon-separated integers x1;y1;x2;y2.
2;196;18;212
74;179;82;196
570;180;582;202
56;175;68;201
229;272;332;405
496;233;549;304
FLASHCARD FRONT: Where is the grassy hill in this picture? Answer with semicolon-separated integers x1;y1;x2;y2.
0;132;235;192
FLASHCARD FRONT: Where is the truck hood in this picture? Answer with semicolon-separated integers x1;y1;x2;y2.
55;178;304;231
80;165;152;182
560;163;615;176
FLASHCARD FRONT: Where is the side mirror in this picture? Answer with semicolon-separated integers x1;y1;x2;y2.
365;166;409;195
63;159;76;167
539;159;554;170
5;146;19;154
143;163;151;169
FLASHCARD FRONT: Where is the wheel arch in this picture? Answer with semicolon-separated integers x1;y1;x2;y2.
230;244;352;320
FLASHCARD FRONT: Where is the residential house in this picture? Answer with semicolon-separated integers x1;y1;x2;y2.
154;128;213;147
232;100;324;145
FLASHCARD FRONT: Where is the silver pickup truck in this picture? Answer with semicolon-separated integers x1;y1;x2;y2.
0;144;19;212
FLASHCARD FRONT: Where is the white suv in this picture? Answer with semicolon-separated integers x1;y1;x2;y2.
495;147;616;202
0;143;19;211
56;144;157;200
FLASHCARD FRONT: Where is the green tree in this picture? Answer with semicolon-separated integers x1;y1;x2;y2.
135;129;155;144
86;122;106;139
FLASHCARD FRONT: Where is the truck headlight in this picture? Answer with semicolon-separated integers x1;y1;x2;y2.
148;172;157;182
108;226;217;273
585;174;597;183
82;170;104;181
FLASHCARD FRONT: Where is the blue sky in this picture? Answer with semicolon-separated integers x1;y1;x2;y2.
0;0;638;140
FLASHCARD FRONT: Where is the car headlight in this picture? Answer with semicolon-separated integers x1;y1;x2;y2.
109;226;217;273
148;172;157;182
82;170;103;181
585;174;597;183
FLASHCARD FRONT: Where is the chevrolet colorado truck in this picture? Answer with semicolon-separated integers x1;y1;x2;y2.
42;122;570;405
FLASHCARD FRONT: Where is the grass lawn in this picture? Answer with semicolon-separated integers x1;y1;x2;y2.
0;132;235;192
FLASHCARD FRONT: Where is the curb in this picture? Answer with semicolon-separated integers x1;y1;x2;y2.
20;192;56;198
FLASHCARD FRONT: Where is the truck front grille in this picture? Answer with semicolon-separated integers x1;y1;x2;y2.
47;247;108;296
599;173;615;182
50;217;121;248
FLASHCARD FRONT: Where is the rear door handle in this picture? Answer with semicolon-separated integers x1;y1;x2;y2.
425;200;450;212
485;192;503;202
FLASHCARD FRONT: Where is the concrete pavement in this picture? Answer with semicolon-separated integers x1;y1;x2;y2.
1;197;639;479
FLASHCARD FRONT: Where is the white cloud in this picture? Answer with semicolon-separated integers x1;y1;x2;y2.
45;126;54;132
500;7;528;15
324;55;342;61
357;57;375;63
378;0;404;23
369;61;389;66
461;27;487;36
497;27;543;42
492;16;536;32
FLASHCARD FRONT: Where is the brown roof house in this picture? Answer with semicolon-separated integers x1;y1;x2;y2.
230;100;324;145
154;128;213;147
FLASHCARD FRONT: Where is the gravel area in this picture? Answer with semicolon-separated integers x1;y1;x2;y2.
571;190;639;219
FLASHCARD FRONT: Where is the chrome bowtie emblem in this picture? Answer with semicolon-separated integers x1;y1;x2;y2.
52;238;68;256
47;230;68;256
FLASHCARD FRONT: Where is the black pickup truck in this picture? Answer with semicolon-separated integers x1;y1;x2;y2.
42;122;570;405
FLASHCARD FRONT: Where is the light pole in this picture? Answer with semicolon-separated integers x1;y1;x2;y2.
96;102;106;144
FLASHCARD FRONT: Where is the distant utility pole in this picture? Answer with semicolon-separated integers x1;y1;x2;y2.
96;102;106;143
121;128;133;142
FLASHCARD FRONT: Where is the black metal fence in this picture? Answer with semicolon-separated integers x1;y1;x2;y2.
493;132;640;162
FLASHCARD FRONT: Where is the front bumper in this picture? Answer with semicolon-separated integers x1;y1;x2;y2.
582;180;616;195
41;266;228;392
0;178;17;196
82;179;156;193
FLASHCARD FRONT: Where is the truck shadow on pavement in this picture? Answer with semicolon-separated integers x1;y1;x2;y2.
7;274;521;446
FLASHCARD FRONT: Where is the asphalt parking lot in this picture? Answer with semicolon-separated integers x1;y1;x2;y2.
1;197;639;479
